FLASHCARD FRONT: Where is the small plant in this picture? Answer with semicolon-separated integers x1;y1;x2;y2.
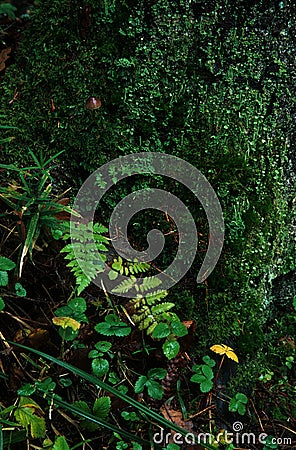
94;313;131;337
61;221;109;294
53;296;88;341
0;256;26;311
259;370;274;383
88;340;113;378
228;393;248;416
152;318;188;359
121;410;140;422
262;436;278;450
13;396;46;439
190;356;216;393
109;256;150;280
73;396;111;431
128;291;174;333
135;368;167;400
0;150;76;276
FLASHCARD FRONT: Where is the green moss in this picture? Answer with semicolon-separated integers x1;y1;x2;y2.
1;0;295;367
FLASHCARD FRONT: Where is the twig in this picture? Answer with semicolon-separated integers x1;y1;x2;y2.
249;397;265;432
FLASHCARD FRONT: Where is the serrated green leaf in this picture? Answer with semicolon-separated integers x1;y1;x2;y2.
229;398;238;412
68;297;87;313
134;376;147;394
163;339;180;359
0;271;8;287
190;373;206;384
92;358;109;377
148;368;167;380
236;393;248;403
151;323;170;339
53;436;70;450
93;396;111;419
73;401;91;414
95;316;131;337
0;256;16;271
202;355;216;367
36;378;56;392
171;320;188;337
200;380;213;393
15;282;26;297
88;349;99;359
0;297;5;311
14;397;46;438
192;364;203;374
202;365;214;380
55;306;72;317
17;384;36;396
95;341;112;352
146;380;163;400
237;403;247;415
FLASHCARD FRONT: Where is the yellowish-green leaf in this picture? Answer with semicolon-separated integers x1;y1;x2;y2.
53;436;71;450
52;316;81;331
14;396;46;438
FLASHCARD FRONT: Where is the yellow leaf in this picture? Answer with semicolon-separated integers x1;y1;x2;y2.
210;344;239;363
52;316;81;331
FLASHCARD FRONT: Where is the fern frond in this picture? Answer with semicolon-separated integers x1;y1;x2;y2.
151;303;175;315
139;276;162;293
111;276;137;294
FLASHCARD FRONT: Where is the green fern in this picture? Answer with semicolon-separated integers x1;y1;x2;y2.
109;256;150;280
60;222;108;294
129;291;176;335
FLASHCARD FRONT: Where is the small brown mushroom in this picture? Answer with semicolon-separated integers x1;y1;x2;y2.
85;96;101;110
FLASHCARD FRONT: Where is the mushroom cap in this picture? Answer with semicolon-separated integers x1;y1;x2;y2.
85;96;101;110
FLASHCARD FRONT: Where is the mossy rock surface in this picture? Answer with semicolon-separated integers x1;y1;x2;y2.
1;0;295;358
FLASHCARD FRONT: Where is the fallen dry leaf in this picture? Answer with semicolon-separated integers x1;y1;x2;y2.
0;47;11;72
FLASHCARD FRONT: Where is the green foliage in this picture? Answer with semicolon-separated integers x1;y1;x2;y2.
121;411;140;422
134;368;167;400
54;297;88;341
228;392;248;416
52;436;71;450
94;314;131;337
14;397;46;439
262;436;279;450
109;256;150;281
18;378;56;397
88;341;113;378
61;222;108;294
190;356;216;393
112;275;162;295
0;3;17;20
0;256;26;310
15;282;26;297
0;150;75;277
129;290;174;334
12;340;210;447
0;256;15;289
73;397;111;431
